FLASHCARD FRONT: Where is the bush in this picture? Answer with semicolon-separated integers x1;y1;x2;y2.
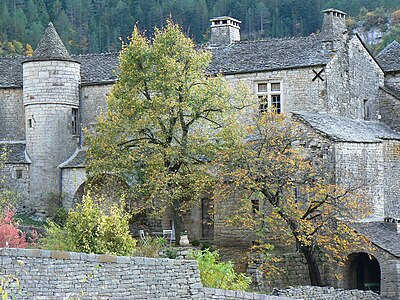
191;239;200;247
135;236;166;258
42;194;136;256
164;247;178;259
189;249;251;291
0;208;37;248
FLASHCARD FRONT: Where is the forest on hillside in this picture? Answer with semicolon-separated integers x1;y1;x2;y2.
0;0;399;56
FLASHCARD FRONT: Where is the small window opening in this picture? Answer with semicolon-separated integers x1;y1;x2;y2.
16;169;23;179
28;119;32;128
72;108;79;134
251;199;260;214
363;100;370;120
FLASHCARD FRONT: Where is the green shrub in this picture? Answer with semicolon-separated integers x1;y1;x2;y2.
164;247;178;259
42;194;136;256
191;239;200;247
201;241;211;250
189;249;251;291
40;220;71;251
135;236;166;258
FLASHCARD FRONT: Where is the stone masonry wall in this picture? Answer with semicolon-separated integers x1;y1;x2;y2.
348;36;384;121
61;166;86;209
0;163;30;212
383;140;400;220
214;190;254;248
80;84;111;136
0;248;293;300
334;142;385;220
204;288;293;300
0;248;204;299
225;66;326;115
0;88;25;141
273;286;382;300
248;253;310;292
379;88;400;132
23;59;81;217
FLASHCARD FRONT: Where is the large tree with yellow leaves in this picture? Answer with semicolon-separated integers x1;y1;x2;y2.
214;112;371;286
87;20;243;239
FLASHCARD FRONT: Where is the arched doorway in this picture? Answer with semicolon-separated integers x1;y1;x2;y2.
348;253;381;293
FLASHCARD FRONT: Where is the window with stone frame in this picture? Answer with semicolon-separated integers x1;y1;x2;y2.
71;108;79;134
15;169;23;179
257;82;282;113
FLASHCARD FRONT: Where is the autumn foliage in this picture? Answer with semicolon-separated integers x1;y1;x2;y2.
214;111;371;286
0;208;37;248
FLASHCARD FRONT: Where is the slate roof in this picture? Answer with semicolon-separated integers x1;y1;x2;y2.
0;56;23;88
353;222;400;257
376;40;400;72
0;52;119;88
207;35;333;75
380;84;400;100
32;22;70;60
59;148;87;168
0;142;30;164
74;53;119;84
294;111;400;142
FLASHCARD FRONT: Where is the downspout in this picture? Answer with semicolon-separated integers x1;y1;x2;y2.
79;83;83;147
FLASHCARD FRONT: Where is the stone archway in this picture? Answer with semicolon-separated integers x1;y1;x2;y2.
348;252;381;293
72;181;86;207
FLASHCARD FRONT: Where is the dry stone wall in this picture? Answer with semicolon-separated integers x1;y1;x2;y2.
0;248;293;300
273;286;382;300
0;248;204;300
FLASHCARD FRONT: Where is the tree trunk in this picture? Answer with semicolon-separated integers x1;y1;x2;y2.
172;199;184;243
301;246;323;286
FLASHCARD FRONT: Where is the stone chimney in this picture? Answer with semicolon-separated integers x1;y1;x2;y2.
210;16;241;46
321;9;347;40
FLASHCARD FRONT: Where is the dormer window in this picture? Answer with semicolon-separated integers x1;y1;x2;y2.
257;82;282;113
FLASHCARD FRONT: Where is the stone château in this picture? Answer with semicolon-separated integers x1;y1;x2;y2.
1;8;400;299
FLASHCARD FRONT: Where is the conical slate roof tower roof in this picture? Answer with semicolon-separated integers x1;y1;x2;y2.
33;22;70;59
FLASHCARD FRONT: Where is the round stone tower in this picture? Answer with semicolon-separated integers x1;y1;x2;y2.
23;23;81;217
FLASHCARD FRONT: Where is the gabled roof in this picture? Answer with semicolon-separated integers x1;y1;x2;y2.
376;40;400;72
294;111;400;143
208;35;333;75
0;142;30;164
59;148;87;169
353;222;400;258
380;84;400;100
0;52;119;88
74;53;119;84
32;22;70;60
0;56;23;88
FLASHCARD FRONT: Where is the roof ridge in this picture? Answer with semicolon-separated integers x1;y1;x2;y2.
72;52;119;57
235;34;318;45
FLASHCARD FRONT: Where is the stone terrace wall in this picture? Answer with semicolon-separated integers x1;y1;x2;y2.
0;248;292;300
204;288;296;299
273;286;383;300
0;248;204;299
